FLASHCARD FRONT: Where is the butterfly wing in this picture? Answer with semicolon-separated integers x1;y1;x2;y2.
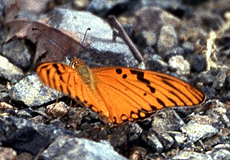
36;63;91;104
91;67;205;123
36;62;112;120
36;63;205;124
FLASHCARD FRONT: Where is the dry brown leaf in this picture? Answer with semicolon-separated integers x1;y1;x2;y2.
5;20;87;66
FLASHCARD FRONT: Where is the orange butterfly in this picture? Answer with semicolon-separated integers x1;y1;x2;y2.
36;58;205;124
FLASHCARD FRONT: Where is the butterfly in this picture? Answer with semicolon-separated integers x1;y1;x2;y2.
36;58;205;124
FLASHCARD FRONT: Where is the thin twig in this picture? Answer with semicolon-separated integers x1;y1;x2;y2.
108;15;144;63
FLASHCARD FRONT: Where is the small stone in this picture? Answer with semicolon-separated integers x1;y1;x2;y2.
168;55;190;75
182;42;195;54
212;67;228;90
141;130;164;153
73;0;90;10
190;54;206;73
87;0;108;14
17;152;34;160
157;25;178;54
129;147;146;160
201;86;216;99
0;92;10;102
127;123;143;143
144;53;169;72
206;144;230;160
0;116;72;156
46;101;70;118
172;150;212;160
2;39;31;70
168;131;186;147
198;70;216;85
0;102;13;109
139;30;157;47
164;47;185;61
151;109;185;133
0;55;24;83
188;114;215;125
134;6;181;33
0;146;17;160
181;120;218;142
157;132;174;150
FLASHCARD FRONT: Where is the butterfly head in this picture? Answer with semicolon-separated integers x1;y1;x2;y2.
70;58;86;68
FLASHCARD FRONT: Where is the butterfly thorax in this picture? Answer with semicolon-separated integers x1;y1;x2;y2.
71;58;95;89
76;65;93;84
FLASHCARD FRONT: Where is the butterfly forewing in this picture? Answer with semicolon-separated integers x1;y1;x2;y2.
36;62;205;124
36;62;111;119
37;63;84;100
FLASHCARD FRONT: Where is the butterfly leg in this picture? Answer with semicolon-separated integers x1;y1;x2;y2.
68;97;88;129
72;107;86;129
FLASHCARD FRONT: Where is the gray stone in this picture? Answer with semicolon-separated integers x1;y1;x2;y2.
151;109;185;133
87;0;109;13
134;6;181;34
157;25;178;54
190;54;206;73
0;0;5;17
142;130;164;153
168;131;186;147
8;74;59;107
42;135;127;160
47;8;137;67
0;146;17;160
2;39;31;70
198;70;216;85
207;144;230;160
172;150;212;160
168;55;190;75
181;120;218;142
138;30;157;47
0;55;24;83
163;47;185;61
212;66;228;90
158;132;174;150
182;42;195;54
0;116;74;156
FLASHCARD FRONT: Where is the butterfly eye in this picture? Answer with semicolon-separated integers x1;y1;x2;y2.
70;58;86;69
70;58;77;68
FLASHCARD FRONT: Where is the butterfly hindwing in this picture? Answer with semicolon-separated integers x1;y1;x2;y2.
91;67;205;123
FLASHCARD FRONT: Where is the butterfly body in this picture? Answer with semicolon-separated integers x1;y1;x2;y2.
36;58;205;124
75;63;95;88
